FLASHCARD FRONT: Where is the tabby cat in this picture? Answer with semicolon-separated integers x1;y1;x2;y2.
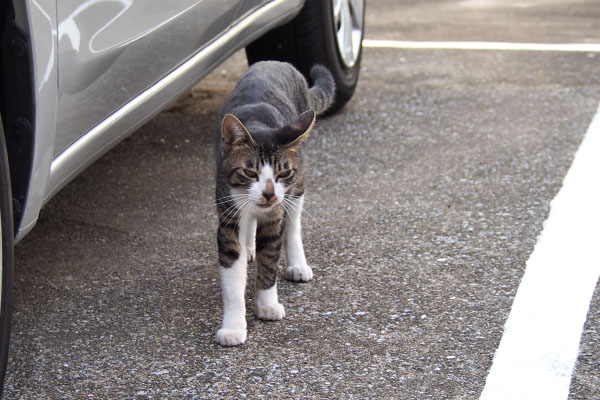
215;61;335;346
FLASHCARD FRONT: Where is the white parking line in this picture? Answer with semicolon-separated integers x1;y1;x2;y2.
364;37;600;398
365;37;600;398
363;39;600;52
479;103;600;399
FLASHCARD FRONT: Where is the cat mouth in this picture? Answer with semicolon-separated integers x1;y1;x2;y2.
256;203;274;209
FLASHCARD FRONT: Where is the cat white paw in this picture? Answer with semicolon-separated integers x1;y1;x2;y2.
256;303;286;320
216;328;247;346
247;246;256;263
286;264;313;282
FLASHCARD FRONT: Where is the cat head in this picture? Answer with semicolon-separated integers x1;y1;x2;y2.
220;110;315;210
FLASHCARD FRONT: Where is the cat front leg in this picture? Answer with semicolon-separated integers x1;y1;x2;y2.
246;217;256;262
284;195;313;282
217;260;247;346
255;217;285;320
216;222;248;346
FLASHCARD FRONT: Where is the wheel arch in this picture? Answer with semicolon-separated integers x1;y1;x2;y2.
0;0;36;238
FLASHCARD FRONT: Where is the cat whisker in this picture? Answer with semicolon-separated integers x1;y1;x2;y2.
284;194;311;204
280;204;290;219
220;198;248;226
217;193;250;200
217;193;251;201
280;200;295;220
282;198;313;220
239;200;253;219
228;199;254;227
222;204;244;227
289;199;312;218
202;195;247;208
219;208;238;226
220;196;245;211
214;194;249;206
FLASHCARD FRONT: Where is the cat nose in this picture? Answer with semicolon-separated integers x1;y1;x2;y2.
263;191;275;201
263;191;277;202
262;180;276;202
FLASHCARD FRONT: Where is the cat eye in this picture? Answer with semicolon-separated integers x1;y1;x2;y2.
277;170;293;180
243;169;258;179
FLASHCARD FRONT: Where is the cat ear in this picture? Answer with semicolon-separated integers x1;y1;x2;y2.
221;114;255;151
283;110;316;146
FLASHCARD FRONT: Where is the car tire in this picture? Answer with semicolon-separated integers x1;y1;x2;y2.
246;0;365;113
0;116;14;395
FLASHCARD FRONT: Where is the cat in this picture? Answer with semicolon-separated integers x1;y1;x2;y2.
214;61;335;346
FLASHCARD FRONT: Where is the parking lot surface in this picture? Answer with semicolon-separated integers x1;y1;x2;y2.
5;1;600;398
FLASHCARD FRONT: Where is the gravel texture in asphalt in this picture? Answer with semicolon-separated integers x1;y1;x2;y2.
5;1;600;398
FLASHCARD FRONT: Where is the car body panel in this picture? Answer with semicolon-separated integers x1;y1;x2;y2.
235;0;272;19
15;0;59;242
15;0;304;241
54;0;240;158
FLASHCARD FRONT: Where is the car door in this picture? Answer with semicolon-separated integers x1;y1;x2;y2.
54;0;240;158
234;0;271;19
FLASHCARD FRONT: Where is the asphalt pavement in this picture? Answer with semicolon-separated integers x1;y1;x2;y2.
5;1;600;398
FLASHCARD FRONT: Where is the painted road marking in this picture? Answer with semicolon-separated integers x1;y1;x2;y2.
479;103;600;399
363;39;600;52
364;36;600;398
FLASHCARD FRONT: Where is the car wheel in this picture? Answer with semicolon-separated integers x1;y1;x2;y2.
0;116;14;395
246;0;365;113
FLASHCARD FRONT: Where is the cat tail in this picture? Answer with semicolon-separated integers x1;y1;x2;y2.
308;65;336;115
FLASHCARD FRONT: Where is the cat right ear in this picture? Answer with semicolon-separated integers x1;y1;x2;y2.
221;114;255;151
284;110;316;147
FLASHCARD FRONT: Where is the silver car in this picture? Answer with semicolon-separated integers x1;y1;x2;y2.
0;0;365;391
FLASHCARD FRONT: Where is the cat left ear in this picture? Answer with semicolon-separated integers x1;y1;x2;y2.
221;114;255;150
283;110;316;146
